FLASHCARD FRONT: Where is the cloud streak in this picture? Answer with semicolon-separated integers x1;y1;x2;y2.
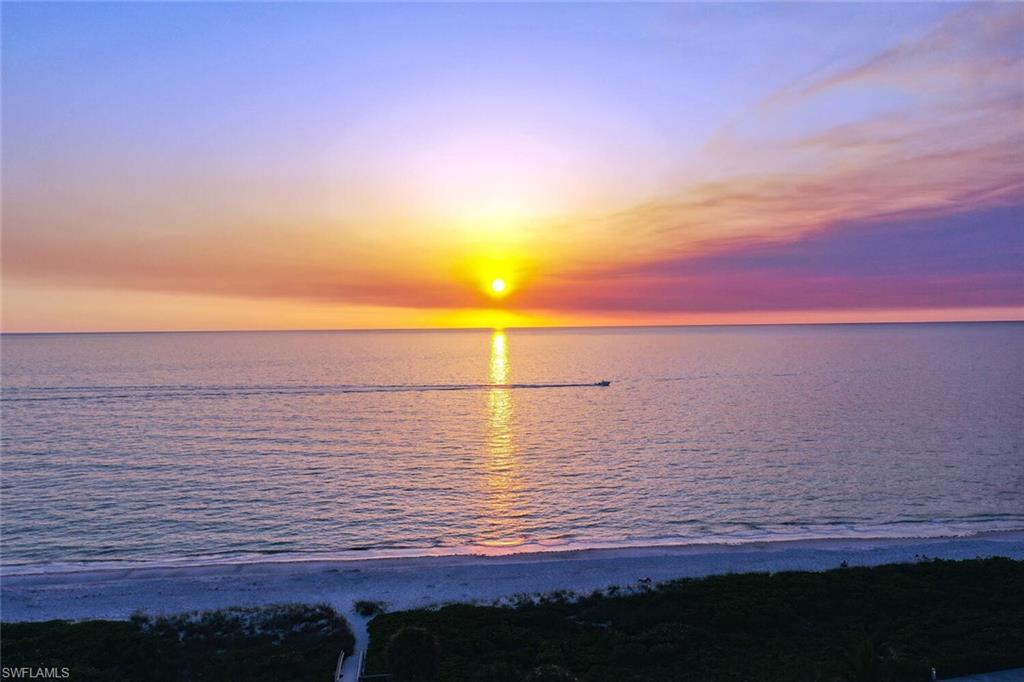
522;203;1023;313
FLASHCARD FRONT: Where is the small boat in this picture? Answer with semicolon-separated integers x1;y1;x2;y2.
596;380;611;387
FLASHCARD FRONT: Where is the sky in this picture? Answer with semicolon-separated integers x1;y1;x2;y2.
2;2;1022;332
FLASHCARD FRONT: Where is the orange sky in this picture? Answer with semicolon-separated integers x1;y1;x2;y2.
2;3;1022;332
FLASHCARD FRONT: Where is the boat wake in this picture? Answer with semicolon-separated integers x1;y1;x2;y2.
2;381;612;403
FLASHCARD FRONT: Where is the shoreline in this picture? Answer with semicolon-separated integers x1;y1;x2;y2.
5;526;1022;579
3;531;1022;623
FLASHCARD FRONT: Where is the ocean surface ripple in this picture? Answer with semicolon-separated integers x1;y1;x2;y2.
2;324;1022;572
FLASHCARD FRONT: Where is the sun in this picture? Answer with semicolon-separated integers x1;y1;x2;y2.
489;278;508;297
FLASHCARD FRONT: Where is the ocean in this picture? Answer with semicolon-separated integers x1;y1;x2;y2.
2;323;1021;573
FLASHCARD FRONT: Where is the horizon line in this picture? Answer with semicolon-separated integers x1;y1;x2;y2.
2;318;1022;336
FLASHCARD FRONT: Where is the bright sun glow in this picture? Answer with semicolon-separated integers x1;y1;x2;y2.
489;278;507;296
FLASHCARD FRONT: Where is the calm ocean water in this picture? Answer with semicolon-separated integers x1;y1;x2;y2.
2;323;1022;572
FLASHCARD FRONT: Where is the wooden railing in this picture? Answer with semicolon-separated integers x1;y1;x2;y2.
333;650;345;682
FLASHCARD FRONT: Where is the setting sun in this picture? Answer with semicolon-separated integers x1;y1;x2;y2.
489;278;507;296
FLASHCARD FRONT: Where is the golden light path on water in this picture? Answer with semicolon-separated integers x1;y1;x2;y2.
480;329;526;549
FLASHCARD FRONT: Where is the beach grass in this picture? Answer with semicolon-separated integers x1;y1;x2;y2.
0;603;353;681
365;557;1024;681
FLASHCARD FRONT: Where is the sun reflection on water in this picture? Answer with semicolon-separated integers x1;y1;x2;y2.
479;329;525;550
490;330;508;385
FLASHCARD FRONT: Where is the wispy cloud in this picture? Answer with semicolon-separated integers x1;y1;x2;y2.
773;4;1022;105
570;4;1023;260
523;203;1023;313
531;3;1024;313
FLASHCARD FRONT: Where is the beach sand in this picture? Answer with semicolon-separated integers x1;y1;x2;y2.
4;531;1022;623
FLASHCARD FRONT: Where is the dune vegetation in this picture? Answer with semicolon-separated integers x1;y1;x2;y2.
366;557;1024;681
0;603;353;682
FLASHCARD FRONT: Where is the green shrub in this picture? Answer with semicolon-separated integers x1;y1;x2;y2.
387;626;439;682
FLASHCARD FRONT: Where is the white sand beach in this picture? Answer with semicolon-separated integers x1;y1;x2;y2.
4;531;1022;623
